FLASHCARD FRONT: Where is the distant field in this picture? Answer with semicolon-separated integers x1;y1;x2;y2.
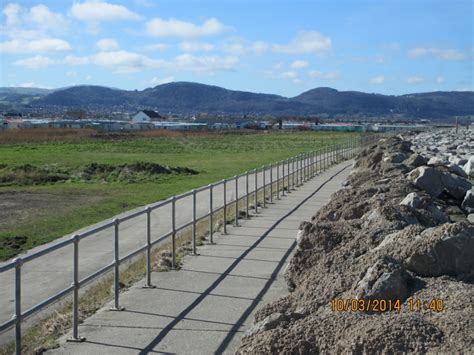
0;129;357;260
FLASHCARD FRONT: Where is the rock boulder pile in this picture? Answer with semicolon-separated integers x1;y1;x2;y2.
237;129;473;354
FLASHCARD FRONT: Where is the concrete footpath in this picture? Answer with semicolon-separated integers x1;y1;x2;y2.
49;161;353;355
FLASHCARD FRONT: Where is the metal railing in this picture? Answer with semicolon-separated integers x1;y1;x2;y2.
0;134;379;354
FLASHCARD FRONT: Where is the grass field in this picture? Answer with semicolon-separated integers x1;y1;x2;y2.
0;129;357;260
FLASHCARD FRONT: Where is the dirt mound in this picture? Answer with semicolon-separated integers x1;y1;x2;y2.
0;162;197;186
238;132;474;354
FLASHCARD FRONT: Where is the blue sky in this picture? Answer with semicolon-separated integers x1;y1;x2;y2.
0;0;472;96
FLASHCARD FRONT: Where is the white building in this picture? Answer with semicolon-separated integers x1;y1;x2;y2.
132;110;163;123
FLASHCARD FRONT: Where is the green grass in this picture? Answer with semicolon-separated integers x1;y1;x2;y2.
0;130;357;260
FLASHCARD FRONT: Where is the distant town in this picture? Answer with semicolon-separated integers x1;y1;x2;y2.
1;108;464;133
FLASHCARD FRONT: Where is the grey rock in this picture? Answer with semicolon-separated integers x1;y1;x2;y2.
408;166;472;199
463;156;474;178
427;205;450;224
468;214;474;223
447;163;468;178
449;155;468;166
400;192;422;208
355;256;412;303
384;152;409;164
461;189;474;213
404;153;427;168
427;156;447;166
405;221;474;277
246;312;288;336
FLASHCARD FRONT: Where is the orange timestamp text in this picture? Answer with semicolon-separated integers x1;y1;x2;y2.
331;298;445;313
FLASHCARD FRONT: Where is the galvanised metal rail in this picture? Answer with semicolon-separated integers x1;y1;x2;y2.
0;134;379;354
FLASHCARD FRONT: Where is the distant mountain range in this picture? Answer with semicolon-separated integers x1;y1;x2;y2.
1;82;473;119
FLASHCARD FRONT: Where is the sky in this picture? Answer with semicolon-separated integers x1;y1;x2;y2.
0;0;472;97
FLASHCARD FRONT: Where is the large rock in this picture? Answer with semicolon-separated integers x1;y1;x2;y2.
404;153;427;168
408;166;472;199
463;156;474;178
449;155;467;166
246;312;288;336
355;256;412;303
461;189;474;213
447;163;468;178
404;221;474;277
427;156;447;166
400;192;423;208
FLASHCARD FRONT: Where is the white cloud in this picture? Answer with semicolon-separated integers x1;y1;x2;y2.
29;4;67;31
383;42;400;50
66;71;78;77
62;51;237;74
92;50;162;72
281;71;298;79
70;1;140;22
63;55;90;65
222;40;269;55
408;47;466;61
308;70;339;81
178;41;214;52
15;82;50;89
174;54;239;73
272;31;332;55
352;55;384;64
0;38;71;53
251;41;269;54
63;51;162;73
436;76;445;84
265;66;306;84
96;38;119;51
291;60;309;69
14;55;55;69
2;3;21;26
146;17;229;38
144;43;169;51
369;75;385;84
150;76;175;85
405;76;425;84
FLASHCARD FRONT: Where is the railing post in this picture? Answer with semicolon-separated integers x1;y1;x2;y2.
262;167;266;207
276;161;280;199
254;169;258;213
13;258;22;355
172;196;176;269
234;176;239;225
324;146;328;170
269;164;273;203
304;153;308;180
286;159;291;192
317;149;321;174
292;157;295;189
208;184;215;244
142;207;156;288
300;153;304;184
111;218;124;311
282;161;286;196
68;234;86;341
245;171;249;218
192;189;197;255
296;155;299;185
223;179;227;234
306;152;308;179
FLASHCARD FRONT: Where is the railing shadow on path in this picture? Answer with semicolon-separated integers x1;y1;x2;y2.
137;163;351;354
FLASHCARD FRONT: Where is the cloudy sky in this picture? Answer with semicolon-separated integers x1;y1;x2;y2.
0;0;472;96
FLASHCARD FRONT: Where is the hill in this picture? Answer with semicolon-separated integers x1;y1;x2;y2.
3;82;473;119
